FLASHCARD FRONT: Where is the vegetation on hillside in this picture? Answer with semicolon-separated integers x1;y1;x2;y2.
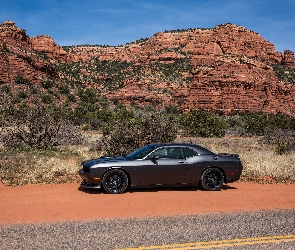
273;65;295;84
1;100;295;186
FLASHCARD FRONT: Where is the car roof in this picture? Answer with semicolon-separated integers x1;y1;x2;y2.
149;142;213;155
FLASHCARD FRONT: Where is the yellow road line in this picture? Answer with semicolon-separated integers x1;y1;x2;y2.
117;234;295;250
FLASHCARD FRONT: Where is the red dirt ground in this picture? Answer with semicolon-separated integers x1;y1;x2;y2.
0;182;294;225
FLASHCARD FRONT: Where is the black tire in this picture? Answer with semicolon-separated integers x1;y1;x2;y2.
200;168;224;191
102;169;128;194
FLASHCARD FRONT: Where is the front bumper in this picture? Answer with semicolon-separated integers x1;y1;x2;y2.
80;180;101;189
79;169;102;189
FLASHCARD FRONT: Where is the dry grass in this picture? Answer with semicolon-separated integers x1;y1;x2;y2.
0;133;294;186
182;136;295;184
0;131;102;186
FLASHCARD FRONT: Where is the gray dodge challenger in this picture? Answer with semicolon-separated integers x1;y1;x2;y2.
78;143;243;194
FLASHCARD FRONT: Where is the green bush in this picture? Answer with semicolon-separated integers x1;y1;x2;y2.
98;111;178;156
14;75;31;85
18;90;28;99
238;112;295;136
78;88;97;103
1;84;11;93
1;105;82;149
40;78;55;89
180;109;228;137
41;94;53;104
58;85;70;94
275;141;287;155
67;94;76;102
264;129;295;154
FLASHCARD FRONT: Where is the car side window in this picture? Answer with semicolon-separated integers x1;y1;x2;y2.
147;147;185;159
183;147;198;158
166;147;184;159
147;147;168;159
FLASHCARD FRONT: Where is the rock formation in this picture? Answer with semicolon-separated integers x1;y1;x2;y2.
282;50;295;68
0;20;60;86
31;35;71;63
1;21;295;115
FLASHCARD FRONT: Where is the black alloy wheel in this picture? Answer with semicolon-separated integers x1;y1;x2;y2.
102;169;128;194
200;167;224;191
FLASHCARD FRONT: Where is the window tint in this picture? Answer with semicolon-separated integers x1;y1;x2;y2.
167;147;184;159
183;147;198;158
128;144;158;159
147;147;184;159
146;147;167;159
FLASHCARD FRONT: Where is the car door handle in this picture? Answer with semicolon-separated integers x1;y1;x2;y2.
179;161;185;163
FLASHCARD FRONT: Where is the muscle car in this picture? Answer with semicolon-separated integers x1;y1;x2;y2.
78;143;243;193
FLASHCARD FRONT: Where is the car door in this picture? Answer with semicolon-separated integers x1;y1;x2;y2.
142;146;188;185
181;146;204;184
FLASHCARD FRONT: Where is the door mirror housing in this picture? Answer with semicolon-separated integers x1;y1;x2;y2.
151;155;160;163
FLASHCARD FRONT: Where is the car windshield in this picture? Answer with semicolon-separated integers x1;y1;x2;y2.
127;145;158;159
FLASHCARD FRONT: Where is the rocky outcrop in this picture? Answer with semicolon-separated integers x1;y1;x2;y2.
69;24;284;65
1;21;295;115
87;24;295;115
282;50;295;68
0;20;60;85
31;35;72;63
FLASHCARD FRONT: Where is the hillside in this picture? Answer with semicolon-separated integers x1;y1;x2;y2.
1;20;295;114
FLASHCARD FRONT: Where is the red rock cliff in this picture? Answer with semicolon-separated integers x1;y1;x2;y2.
0;20;60;85
1;21;295;115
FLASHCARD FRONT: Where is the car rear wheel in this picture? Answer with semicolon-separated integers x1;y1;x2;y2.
102;169;128;194
200;167;224;191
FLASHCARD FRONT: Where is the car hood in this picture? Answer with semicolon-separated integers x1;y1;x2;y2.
82;156;127;167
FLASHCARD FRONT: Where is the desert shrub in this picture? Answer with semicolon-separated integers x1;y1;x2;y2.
70;103;135;130
0;147;84;186
225;112;295;136
165;105;180;115
71;103;101;126
180;109;228;137
1;105;82;149
40;94;53;104
1;84;11;93
275;141;287;155
78;88;97;103
40;78;55;89
273;65;295;84
58;85;70;94
14;75;31;85
239;112;269;135
97;111;178;156
264;129;295;155
67;94;76;102
18;90;28;99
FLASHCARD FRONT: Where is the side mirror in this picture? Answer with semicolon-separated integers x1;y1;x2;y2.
151;155;160;163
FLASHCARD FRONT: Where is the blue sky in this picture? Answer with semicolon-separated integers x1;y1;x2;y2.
1;0;294;53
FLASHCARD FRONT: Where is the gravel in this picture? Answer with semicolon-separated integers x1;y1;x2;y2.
0;209;294;249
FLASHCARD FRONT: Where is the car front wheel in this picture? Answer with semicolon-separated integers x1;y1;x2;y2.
200;168;224;191
102;169;128;194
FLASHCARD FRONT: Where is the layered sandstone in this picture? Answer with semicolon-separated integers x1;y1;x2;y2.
1;21;295;115
75;24;293;114
282;50;295;68
31;35;72;63
0;20;60;85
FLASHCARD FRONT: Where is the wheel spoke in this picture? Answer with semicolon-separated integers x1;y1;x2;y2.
103;170;128;194
202;168;224;191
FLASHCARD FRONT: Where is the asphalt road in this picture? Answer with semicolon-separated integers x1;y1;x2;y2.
1;209;294;249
